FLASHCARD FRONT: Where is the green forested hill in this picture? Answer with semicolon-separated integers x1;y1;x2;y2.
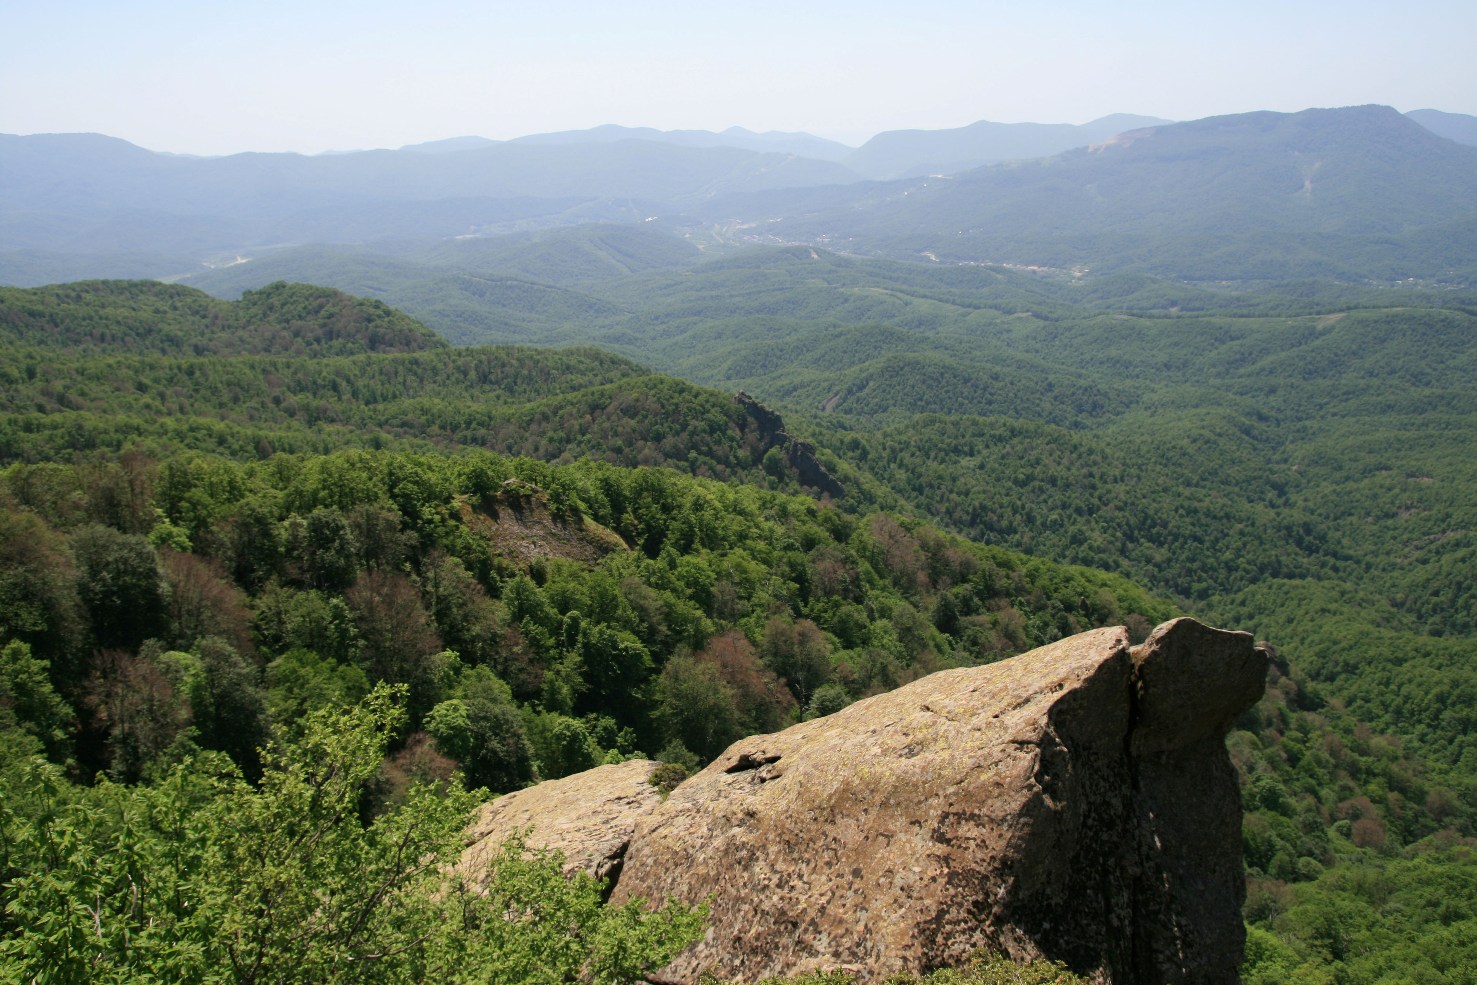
0;279;446;356
0;337;882;504
583;252;1477;736
0;277;873;494
4;262;1477;980
0;280;1202;978
325;242;1477;980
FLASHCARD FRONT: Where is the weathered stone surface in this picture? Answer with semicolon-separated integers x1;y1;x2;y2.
1130;617;1265;755
457;619;1266;982
457;758;663;889
1127;619;1273;984
607;617;1266;984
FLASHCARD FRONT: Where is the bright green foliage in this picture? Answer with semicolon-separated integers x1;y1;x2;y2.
1;444;1166;784
0;685;703;983
1242;848;1477;985
264;647;370;733
435;837;707;985
425;667;535;791
0;640;74;765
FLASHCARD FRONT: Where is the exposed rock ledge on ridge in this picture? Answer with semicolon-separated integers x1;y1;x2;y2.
461;618;1268;984
459;758;663;890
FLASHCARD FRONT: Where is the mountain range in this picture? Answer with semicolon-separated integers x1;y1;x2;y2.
710;105;1477;280
4;89;1477;977
399;116;1179;178
6;105;1477;288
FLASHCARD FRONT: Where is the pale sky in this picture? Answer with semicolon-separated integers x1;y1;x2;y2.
3;0;1474;156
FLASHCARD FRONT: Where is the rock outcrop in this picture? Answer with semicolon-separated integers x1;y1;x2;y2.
1124;619;1270;983
457;479;629;568
736;391;846;500
465;618;1267;984
458;759;663;891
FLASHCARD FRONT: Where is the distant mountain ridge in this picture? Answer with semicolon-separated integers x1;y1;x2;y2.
1407;108;1477;146
5;104;1477;287
0;136;861;216
710;105;1477;281
0;132;860;283
843;113;1174;179
508;124;856;162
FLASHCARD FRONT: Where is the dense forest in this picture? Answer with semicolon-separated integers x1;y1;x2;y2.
0;282;1173;980
2;266;1475;981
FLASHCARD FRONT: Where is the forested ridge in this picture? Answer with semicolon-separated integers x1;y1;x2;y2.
582;253;1477;982
6;101;1477;981
2;268;1476;981
0;281;1167;980
633;258;1477;984
0;279;447;356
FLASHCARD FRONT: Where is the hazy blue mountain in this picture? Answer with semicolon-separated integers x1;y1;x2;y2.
511;124;855;161
1407;108;1477;146
398;135;503;153
0;248;207;287
712;126;856;161
8;106;1477;290
844;113;1173;179
0;132;180;191
0;132;859;282
1;135;859;218
717;105;1477;282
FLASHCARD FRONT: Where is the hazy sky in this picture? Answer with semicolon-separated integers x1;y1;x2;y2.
4;0;1474;156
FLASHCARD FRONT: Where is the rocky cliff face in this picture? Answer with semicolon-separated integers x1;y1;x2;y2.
461;618;1267;984
736;391;846;500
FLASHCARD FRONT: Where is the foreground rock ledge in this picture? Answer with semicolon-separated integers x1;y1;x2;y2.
458;758;663;889
468;618;1268;984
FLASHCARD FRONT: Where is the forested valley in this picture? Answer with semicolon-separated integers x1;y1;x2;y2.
0;281;1176;981
4;107;1477;979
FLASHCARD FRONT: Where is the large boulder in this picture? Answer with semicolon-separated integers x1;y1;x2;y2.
609;617;1267;984
458;758;663;890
